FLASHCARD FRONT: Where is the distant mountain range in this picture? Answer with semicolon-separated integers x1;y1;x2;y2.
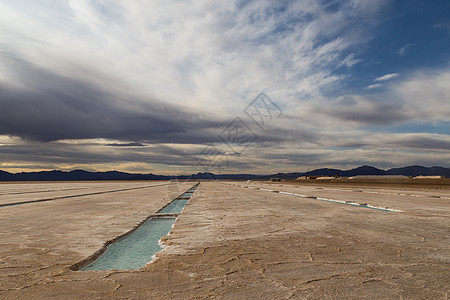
0;165;448;181
262;165;450;179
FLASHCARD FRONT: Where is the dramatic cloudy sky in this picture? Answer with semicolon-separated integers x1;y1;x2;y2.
1;0;449;174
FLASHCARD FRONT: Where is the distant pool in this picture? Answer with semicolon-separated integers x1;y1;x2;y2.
179;192;194;198
158;199;189;213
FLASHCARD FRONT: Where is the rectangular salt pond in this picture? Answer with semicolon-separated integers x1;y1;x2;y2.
81;184;198;271
158;199;189;214
180;192;194;198
82;217;175;271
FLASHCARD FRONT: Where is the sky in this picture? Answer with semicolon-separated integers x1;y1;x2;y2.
0;0;449;175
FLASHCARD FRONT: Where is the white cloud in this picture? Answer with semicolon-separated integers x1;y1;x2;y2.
339;53;362;68
312;68;450;126
375;73;400;81
0;135;23;146
0;0;389;113
395;69;450;121
367;83;382;89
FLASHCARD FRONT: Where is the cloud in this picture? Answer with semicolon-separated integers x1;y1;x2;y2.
2;0;449;173
384;134;450;151
339;53;362;68
395;69;450;122
399;43;412;55
365;73;400;90
0;2;390;149
0;140;199;168
375;73;400;81
0;0;390;111
106;142;146;147
326;132;450;152
367;83;382;89
433;21;450;33
311;95;407;125
312;68;450;127
0;57;227;142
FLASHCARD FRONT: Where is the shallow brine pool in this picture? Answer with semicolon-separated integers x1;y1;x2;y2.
82;217;175;271
158;199;189;214
81;184;199;271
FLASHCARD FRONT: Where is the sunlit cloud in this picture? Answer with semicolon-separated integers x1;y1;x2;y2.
375;73;400;82
367;83;382;89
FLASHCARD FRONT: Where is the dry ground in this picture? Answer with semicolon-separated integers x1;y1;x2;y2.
0;181;448;299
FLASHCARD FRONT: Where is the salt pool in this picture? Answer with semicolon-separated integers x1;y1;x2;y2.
82;217;175;271
80;183;199;271
158;199;189;213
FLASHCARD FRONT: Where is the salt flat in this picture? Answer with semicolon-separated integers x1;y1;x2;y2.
0;181;171;206
0;181;448;299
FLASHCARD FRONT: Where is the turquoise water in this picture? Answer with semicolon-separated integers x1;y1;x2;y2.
82;217;175;271
81;184;199;271
180;192;193;198
158;199;189;213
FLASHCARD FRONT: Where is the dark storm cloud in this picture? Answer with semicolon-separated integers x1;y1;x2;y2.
0;142;198;166
386;136;450;151
314;96;408;125
324;133;450;152
106;142;146;147
0;141;261;171
334;142;368;148
0;59;227;143
258;152;325;162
